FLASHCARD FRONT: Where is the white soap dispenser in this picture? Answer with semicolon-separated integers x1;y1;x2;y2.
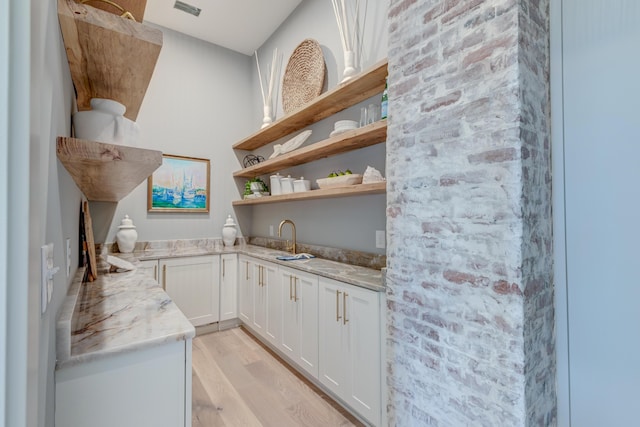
222;215;237;247
116;215;138;253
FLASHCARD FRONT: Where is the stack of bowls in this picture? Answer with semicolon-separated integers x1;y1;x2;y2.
330;120;358;137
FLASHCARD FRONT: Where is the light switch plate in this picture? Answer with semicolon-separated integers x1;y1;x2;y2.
41;243;59;314
376;230;386;248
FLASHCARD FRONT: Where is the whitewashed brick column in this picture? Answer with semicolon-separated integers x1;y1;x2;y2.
385;0;555;425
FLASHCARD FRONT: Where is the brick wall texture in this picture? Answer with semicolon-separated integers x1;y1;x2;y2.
385;0;556;425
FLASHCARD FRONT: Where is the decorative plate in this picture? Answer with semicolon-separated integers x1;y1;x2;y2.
282;39;326;114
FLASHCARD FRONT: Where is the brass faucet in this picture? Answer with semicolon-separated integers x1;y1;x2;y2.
278;219;296;254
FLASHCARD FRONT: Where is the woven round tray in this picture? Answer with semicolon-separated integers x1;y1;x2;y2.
282;39;326;114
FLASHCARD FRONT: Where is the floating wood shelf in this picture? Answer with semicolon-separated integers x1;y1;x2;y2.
232;182;386;206
56;137;162;202
233;121;387;179
57;0;163;121
233;58;388;151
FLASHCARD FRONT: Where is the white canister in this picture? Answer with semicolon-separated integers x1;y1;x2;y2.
270;173;282;196
116;215;138;253
293;177;310;192
281;175;295;194
222;215;237;247
73;98;140;146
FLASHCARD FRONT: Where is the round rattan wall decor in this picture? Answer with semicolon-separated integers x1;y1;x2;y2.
282;39;326;114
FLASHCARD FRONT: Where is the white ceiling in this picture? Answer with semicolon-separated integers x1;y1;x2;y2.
143;0;303;56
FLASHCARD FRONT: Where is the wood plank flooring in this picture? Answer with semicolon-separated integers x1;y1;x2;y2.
192;327;364;427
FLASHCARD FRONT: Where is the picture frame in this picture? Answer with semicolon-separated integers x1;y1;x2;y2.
147;154;210;213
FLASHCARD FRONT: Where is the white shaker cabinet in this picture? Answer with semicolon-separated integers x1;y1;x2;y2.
279;266;319;378
318;276;382;426
56;339;192;427
251;259;280;345
160;256;219;327
219;254;238;321
238;255;254;325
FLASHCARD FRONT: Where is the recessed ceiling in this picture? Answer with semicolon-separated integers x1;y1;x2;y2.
143;0;303;56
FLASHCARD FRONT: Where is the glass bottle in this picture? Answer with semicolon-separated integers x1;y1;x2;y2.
380;77;388;120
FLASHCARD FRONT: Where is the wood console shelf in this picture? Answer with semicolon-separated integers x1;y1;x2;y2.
233;58;388;151
56;137;162;202
233;121;387;179
57;0;163;121
232;182;386;206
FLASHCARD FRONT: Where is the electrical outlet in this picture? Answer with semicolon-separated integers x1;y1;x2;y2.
269;225;274;236
375;230;386;249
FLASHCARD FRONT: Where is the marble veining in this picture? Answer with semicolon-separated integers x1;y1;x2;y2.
56;267;195;370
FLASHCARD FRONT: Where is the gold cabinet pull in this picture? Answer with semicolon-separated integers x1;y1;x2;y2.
260;266;264;287
336;290;342;322
289;275;293;301
293;277;299;302
246;261;249;280
222;258;225;277
162;264;167;290
343;292;349;325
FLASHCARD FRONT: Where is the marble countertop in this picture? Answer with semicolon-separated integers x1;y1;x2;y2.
123;243;384;292
56;267;195;370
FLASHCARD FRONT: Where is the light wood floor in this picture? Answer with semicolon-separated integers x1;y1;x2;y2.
191;327;364;427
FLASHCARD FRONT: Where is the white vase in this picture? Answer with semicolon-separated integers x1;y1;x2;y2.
222;215;237;247
261;105;273;128
341;50;358;82
73;98;140;145
116;215;138;253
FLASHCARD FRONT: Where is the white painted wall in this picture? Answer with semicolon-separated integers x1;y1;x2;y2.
246;0;389;254
1;1;32;425
94;25;253;244
30;1;81;426
553;0;640;425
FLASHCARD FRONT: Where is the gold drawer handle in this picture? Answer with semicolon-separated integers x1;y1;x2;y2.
162;264;167;290
343;292;349;325
336;290;342;322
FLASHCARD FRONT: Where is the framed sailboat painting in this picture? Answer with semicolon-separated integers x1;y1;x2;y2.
147;154;210;213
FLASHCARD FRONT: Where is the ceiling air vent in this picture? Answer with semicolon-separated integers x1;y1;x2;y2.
174;0;201;17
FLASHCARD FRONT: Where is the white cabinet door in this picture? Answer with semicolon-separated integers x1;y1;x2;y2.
238;255;253;325
160;256;219;327
249;258;280;345
56;339;190;427
345;284;381;426
318;277;381;426
318;279;349;396
252;261;267;337
279;266;319;378
263;261;280;346
219;254;238;321
138;259;159;282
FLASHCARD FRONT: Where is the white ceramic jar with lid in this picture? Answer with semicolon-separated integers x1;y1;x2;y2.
270;173;282;195
280;175;295;194
222;215;237;247
116;214;138;253
293;176;310;192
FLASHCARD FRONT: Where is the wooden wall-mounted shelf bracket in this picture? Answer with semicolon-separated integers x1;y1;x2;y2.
57;137;162;202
